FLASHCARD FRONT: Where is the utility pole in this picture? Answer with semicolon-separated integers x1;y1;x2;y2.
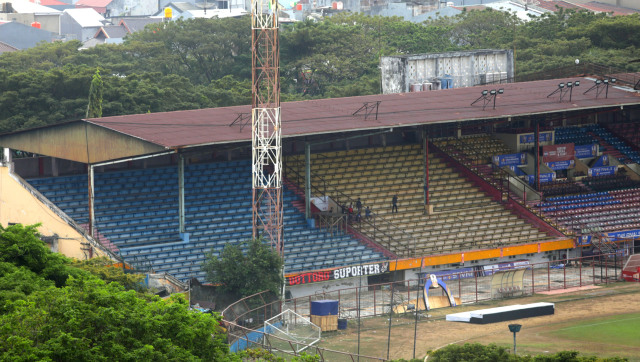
251;0;284;287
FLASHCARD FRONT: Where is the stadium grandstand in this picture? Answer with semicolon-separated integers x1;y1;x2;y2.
0;73;639;295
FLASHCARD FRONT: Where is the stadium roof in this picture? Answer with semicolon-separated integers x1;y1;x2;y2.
0;76;638;163
87;76;639;148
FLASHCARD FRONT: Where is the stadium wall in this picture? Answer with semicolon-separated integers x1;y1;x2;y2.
0;165;110;260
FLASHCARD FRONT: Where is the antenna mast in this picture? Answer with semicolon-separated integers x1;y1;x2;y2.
251;0;283;255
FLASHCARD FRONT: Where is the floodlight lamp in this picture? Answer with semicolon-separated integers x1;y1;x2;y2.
596;80;602;85
604;79;609;84
559;83;565;89
610;78;617;83
482;90;488;96
498;89;504;94
567;82;573;87
490;90;497;95
574;81;580;87
509;324;522;333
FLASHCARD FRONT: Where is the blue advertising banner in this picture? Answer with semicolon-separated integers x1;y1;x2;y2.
592;155;609;167
588;166;616;177
482;260;531;276
577;235;592;246
527;173;555;184
607;229;640;240
423;267;475;281
546;160;575;170
575;144;598;159
508;165;526;176
520;132;553;144
493;153;527;167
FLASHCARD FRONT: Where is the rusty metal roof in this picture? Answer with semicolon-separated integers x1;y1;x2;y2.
88;77;640;150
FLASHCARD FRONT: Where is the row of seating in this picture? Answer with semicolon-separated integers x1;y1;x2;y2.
287;141;553;258
28;159;386;280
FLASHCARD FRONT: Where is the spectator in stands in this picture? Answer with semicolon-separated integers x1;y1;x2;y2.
356;198;362;214
355;211;361;223
392;194;398;213
365;206;371;219
348;203;354;222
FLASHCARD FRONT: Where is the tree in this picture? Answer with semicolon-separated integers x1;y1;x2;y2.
425;343;627;361
202;238;283;298
428;343;516;361
86;68;103;118
0;224;236;361
71;257;145;291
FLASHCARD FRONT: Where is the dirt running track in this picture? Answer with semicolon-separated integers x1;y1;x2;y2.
320;283;640;360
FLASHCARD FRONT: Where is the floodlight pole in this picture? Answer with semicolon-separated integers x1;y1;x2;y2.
251;0;283;255
386;270;395;360
508;324;522;355
412;275;422;359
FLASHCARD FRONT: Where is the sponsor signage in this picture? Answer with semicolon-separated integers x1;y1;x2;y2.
286;262;389;286
546;160;575;170
419;267;475;281
542;143;574;162
520;132;553;144
607;229;640;240
577;235;592;246
588;166;616;177
592;155;609;167
483;260;531;276
527;173;555;184
508;165;525;176
493;153;527;167
575;144;598;159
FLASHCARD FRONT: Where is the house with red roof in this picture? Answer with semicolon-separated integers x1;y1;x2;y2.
577;1;640;15
0;41;18;54
75;0;112;15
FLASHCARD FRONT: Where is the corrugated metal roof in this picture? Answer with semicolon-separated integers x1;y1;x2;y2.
534;1;579;12
0;40;18;54
119;18;163;33
88;77;640;150
96;24;127;38
581;1;640;15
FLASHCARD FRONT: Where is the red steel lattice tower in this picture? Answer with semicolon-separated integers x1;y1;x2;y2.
251;0;283;255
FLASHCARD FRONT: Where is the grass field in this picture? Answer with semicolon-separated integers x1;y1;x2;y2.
319;283;640;361
548;312;640;348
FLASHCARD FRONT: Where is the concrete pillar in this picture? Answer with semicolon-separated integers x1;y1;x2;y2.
305;143;311;220
51;157;59;177
88;165;95;238
2;148;11;167
178;154;185;233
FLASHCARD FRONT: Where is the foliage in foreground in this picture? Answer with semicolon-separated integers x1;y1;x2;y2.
425;343;627;362
202;237;284;299
0;224;234;361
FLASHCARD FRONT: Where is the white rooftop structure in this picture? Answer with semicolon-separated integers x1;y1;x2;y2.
485;1;545;21
62;8;105;27
5;0;60;13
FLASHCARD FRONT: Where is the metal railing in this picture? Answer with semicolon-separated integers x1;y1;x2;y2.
284;160;416;257
221;252;627;359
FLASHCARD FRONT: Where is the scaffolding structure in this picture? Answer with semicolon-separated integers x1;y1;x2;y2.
251;0;283;255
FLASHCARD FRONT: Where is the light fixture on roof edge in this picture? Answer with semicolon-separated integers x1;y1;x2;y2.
547;80;580;102
583;78;615;99
471;88;504;110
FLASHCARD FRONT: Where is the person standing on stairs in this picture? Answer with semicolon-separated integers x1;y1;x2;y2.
392;194;398;213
